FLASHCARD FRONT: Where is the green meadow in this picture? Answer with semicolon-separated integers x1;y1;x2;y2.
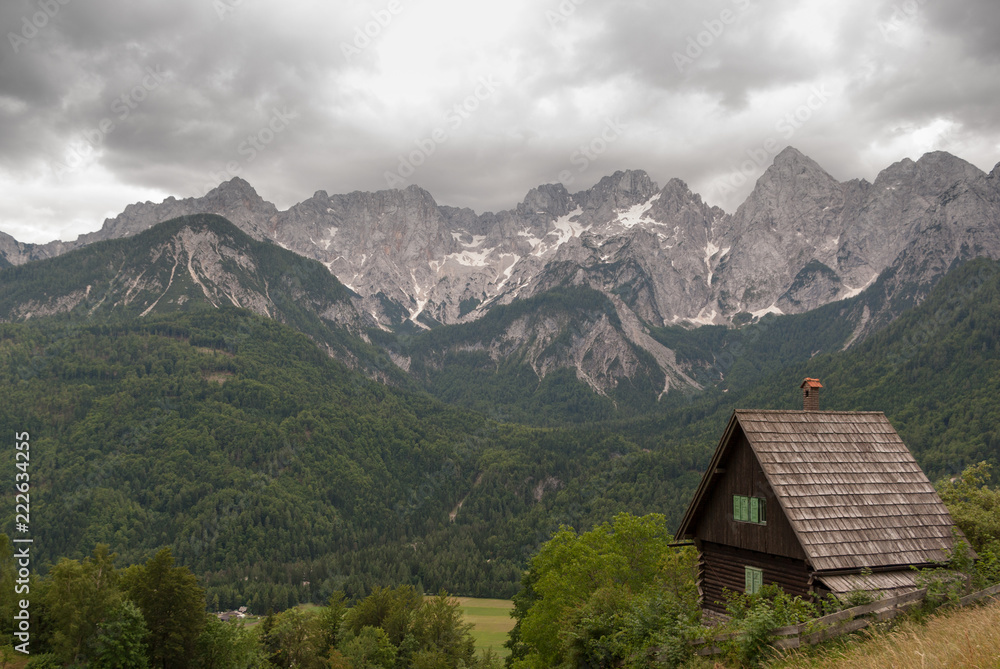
454;597;516;657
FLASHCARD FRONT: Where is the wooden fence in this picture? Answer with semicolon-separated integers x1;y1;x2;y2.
690;582;1000;656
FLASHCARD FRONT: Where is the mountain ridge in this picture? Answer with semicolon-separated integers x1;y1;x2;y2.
3;148;999;399
0;214;396;376
4;148;996;331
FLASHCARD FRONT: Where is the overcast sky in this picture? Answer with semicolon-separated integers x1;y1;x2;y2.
1;0;999;244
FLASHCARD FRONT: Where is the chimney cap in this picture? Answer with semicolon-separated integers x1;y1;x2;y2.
800;378;823;389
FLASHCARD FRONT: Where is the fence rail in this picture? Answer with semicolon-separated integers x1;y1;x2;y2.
691;582;1000;656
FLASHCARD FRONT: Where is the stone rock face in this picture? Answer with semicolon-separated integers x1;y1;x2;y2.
4;148;1000;396
711;148;1000;323
713;148;866;316
0;215;373;340
15;147;996;332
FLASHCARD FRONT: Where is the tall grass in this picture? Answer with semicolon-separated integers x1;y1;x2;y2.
773;599;1000;668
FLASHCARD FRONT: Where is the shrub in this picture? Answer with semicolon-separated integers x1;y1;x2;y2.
915;534;975;611
719;585;818;667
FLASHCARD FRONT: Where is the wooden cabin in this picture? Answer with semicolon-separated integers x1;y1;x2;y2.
675;379;966;613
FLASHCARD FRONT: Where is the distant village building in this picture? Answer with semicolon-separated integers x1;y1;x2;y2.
675;378;968;613
216;606;249;622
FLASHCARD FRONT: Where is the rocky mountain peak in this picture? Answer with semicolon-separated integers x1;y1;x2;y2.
206;176;259;198
653;178;706;216
583;169;658;202
4;147;999;346
871;152;988;203
874;156;919;186
401;183;438;203
734;146;844;228
912;151;987;191
516;183;573;217
760;146;839;187
572;170;659;224
771;145;808;163
915;150;979;172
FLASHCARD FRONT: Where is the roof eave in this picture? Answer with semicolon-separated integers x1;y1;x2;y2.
674;411;742;540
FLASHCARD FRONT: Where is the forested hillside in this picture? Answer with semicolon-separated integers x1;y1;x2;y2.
0;308;688;609
2;250;999;613
625;257;1000;482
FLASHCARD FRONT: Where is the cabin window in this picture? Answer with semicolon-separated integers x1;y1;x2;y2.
733;495;766;524
733;495;747;521
745;566;763;594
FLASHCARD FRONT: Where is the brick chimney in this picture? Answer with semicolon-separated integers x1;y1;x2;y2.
800;378;822;411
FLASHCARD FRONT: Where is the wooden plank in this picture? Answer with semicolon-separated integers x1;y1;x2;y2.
873;599;922;622
771;622;806;637
773;636;801;650
808;587;926;626
689;631;737;646
693;590;926;653
801;617;871;645
956;583;1000;607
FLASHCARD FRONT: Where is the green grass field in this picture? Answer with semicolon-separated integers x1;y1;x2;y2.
454;597;516;657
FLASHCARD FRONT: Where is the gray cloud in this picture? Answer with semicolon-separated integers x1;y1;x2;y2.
0;0;998;243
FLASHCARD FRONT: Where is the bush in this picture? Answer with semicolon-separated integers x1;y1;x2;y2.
915;533;976;611
507;513;700;668
719;585;818;668
973;544;1000;588
25;655;62;669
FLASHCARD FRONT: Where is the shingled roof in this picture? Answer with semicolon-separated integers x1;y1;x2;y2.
678;410;961;573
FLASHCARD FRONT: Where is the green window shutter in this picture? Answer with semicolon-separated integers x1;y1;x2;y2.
745;567;763;594
734;495;749;521
750;497;759;523
745;566;752;592
753;568;763;593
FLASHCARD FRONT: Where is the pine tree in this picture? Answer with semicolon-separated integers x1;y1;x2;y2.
121;548;206;669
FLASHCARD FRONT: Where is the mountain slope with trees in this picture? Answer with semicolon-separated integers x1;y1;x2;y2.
1;252;998;615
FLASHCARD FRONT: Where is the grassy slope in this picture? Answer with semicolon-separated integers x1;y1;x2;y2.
771;599;1000;668
681;599;1000;668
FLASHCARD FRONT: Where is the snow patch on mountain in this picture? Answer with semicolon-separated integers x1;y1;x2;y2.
535;207;587;257
616;194;660;229
751;304;784;319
